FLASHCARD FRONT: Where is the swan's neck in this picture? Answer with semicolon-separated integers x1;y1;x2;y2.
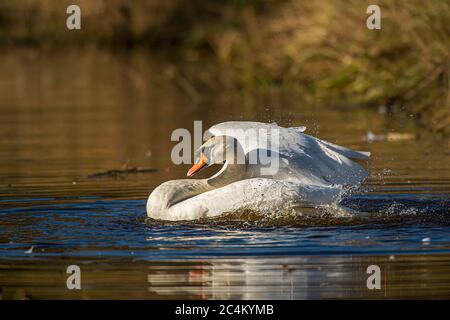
147;161;247;219
206;160;247;188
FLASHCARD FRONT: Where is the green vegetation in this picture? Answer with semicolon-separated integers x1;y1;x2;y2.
1;0;448;134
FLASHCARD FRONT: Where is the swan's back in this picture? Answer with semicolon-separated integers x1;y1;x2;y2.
208;121;370;186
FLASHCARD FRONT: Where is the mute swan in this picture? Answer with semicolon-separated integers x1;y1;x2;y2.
147;121;370;221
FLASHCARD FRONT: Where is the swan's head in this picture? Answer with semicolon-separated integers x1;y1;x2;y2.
187;135;244;177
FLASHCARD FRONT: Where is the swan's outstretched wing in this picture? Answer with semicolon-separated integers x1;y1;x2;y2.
207;121;370;186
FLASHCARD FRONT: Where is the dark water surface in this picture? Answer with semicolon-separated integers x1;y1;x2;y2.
0;48;449;299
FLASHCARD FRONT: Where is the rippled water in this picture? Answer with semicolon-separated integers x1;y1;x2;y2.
0;48;449;299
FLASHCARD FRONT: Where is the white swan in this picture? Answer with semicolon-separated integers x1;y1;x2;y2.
147;121;370;221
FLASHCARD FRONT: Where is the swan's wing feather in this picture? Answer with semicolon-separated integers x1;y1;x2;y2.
275;129;369;185
291;126;307;132
208;121;280;133
207;121;282;154
316;138;370;160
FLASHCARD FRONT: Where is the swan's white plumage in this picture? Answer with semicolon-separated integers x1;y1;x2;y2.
147;121;370;221
148;178;342;221
208;121;370;186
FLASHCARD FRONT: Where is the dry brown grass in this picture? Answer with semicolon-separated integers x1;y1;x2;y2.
189;0;449;133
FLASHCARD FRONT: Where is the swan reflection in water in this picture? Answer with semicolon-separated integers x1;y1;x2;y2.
147;256;388;299
147;254;450;299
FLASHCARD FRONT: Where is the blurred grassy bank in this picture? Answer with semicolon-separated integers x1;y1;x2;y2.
0;0;448;134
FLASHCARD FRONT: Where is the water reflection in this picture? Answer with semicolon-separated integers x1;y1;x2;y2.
147;257;336;299
147;254;450;299
2;254;450;299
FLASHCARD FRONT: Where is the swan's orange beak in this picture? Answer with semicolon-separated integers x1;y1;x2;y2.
187;152;208;177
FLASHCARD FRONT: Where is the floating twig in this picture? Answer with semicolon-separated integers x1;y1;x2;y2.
88;167;157;179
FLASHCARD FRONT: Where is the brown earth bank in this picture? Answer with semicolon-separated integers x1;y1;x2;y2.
0;0;448;135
